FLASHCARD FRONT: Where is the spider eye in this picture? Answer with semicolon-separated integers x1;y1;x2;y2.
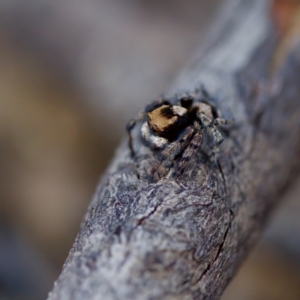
180;97;193;109
211;106;219;118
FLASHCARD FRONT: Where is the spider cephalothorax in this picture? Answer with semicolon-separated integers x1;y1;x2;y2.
126;92;231;179
147;104;189;139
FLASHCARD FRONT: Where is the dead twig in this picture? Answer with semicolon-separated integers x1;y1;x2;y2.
48;0;300;299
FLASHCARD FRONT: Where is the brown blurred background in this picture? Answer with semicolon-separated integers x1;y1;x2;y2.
0;0;299;299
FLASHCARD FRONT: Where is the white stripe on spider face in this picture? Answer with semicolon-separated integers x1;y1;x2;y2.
141;123;168;149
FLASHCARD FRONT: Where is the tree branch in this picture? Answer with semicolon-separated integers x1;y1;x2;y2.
47;0;300;299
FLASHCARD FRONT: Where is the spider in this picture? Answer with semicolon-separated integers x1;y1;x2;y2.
126;91;231;179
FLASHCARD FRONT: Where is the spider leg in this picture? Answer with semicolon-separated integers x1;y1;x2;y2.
172;130;202;176
126;111;145;156
214;118;233;126
152;126;195;180
209;126;224;161
196;111;226;161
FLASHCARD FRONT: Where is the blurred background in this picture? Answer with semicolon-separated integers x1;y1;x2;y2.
0;0;299;299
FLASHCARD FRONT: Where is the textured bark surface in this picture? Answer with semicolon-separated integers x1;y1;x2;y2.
48;0;300;299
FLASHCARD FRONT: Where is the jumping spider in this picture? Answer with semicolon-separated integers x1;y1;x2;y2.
126;91;231;179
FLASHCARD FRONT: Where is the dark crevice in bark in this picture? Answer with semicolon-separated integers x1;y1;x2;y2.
135;203;161;228
196;216;232;285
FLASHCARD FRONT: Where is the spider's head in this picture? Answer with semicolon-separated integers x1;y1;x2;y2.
147;104;189;140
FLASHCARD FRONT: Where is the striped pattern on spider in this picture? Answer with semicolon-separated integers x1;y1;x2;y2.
126;92;231;180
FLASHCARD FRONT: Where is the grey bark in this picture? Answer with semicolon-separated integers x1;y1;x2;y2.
48;0;300;299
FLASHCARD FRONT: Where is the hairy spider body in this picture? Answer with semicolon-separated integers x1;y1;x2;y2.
126;91;231;179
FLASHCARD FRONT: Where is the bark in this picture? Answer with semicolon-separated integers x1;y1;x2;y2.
47;0;300;299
